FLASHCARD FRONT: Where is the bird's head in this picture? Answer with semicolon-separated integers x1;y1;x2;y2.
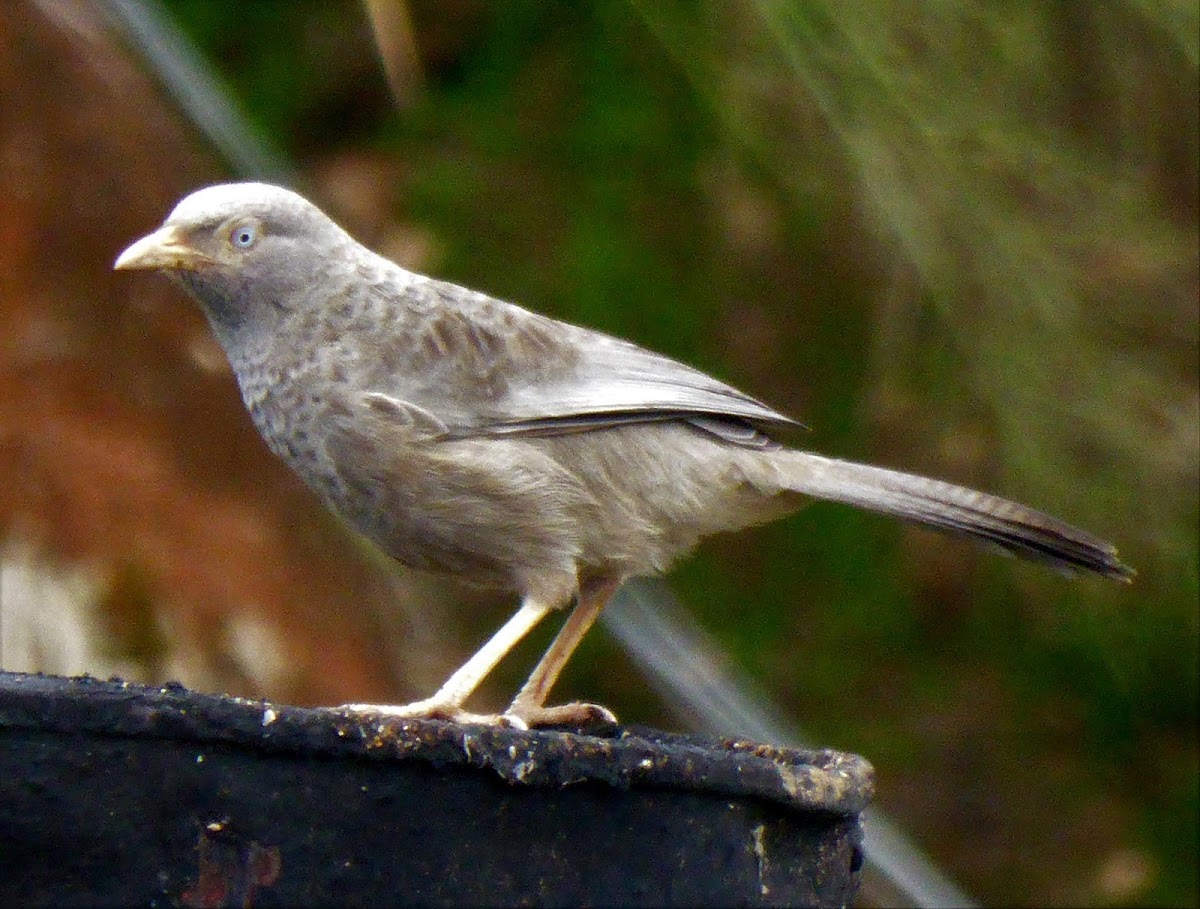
114;182;352;339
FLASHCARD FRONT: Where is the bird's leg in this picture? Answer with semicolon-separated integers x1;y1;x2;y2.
338;596;555;726
504;576;622;729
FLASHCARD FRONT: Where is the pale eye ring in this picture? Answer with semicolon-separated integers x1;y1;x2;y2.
230;223;259;249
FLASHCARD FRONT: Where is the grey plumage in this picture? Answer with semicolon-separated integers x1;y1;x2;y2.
114;182;1133;728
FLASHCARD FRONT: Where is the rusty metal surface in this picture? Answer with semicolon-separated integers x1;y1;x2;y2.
0;670;871;906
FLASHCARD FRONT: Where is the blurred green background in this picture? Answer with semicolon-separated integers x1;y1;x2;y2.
3;0;1195;905
161;1;1200;904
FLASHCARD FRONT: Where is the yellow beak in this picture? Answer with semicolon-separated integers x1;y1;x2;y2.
114;225;210;272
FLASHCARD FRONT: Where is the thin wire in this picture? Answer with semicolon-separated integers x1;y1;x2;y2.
99;0;290;182
604;580;978;909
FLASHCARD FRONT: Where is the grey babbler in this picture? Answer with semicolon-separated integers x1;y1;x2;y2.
115;183;1132;728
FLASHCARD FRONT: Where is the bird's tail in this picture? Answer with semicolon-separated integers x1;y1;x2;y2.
774;452;1134;581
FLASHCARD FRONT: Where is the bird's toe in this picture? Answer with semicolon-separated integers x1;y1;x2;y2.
335;699;504;726
505;701;619;731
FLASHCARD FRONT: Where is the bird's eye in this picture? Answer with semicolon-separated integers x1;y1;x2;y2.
230;223;258;249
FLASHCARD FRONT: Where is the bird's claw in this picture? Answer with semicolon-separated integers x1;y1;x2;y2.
504;701;619;731
337;699;501;727
336;699;617;732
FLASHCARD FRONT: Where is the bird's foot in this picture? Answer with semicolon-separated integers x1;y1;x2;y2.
336;698;618;732
336;699;517;728
504;700;619;732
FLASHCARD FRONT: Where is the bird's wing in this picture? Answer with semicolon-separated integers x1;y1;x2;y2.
490;335;803;448
369;278;804;449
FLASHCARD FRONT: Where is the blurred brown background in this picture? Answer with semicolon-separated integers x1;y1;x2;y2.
0;1;1196;905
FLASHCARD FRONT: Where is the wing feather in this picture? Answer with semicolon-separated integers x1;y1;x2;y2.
364;277;803;448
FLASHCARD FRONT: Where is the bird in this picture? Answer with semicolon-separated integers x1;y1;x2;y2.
114;182;1133;729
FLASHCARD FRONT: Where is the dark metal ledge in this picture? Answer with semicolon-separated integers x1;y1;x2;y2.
0;671;873;907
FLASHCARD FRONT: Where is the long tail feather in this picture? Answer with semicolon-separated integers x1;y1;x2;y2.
780;453;1134;581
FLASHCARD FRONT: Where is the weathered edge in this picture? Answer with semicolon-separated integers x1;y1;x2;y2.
0;670;874;817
